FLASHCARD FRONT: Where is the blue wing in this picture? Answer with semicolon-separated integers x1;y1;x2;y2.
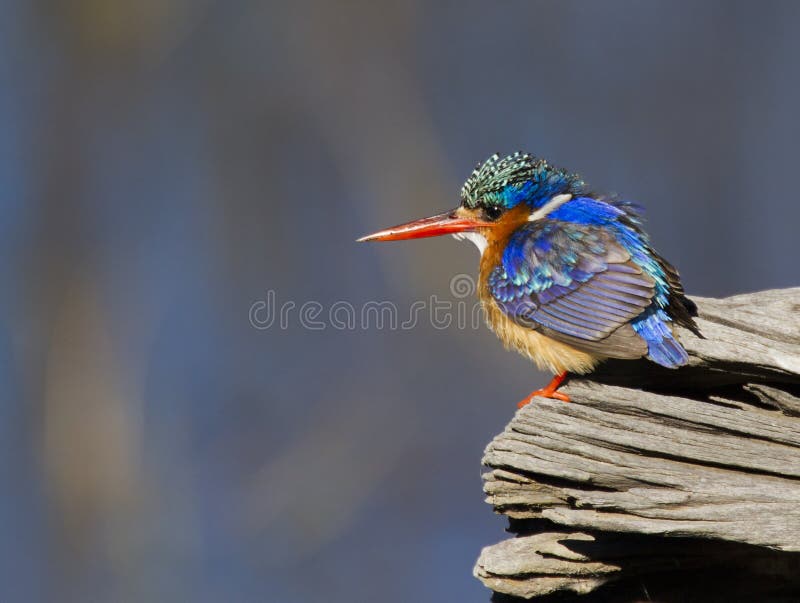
488;201;691;367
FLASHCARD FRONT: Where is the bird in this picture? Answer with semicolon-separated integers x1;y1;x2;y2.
358;152;701;407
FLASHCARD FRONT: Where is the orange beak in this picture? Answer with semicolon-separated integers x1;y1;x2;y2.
357;210;494;242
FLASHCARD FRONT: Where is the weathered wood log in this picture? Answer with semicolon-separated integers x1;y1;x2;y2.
475;287;800;601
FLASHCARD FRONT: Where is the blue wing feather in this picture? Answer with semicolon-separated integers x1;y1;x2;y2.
488;197;690;367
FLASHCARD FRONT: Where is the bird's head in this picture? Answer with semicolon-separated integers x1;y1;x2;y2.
358;152;585;252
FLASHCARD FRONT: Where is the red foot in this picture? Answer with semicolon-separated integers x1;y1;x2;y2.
517;371;570;408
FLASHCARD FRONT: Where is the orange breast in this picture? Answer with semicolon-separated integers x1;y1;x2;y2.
476;205;601;375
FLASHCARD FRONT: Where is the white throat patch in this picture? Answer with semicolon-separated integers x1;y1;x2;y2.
452;231;488;255
528;193;572;222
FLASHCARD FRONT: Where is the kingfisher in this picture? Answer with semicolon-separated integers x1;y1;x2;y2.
358;152;701;407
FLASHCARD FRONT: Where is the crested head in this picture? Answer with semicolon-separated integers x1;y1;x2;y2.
460;152;585;211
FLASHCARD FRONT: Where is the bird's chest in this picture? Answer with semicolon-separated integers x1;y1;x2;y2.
477;238;599;375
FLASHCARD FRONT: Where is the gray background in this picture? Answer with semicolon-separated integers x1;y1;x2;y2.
3;1;799;601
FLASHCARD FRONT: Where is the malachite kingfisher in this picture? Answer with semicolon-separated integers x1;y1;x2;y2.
358;152;701;407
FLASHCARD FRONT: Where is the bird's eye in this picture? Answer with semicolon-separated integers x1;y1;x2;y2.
485;205;503;221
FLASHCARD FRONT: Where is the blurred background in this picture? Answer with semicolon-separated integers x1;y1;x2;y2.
3;0;800;601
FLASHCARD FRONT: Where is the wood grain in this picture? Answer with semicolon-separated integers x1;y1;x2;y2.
476;288;800;600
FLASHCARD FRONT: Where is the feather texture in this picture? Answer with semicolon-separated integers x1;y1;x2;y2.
483;196;699;368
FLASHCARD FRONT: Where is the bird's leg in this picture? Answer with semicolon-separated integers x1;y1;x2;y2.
517;371;570;408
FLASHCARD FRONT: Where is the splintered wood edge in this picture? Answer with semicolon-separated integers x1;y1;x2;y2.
473;532;617;598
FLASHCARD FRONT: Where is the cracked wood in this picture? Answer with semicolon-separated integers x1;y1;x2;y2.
476;287;800;600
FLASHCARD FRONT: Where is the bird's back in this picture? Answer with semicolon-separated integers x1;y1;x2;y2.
478;195;699;373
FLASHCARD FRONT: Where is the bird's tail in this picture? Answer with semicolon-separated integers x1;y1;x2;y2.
632;310;690;368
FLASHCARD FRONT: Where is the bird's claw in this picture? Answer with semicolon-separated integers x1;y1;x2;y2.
517;371;571;407
517;389;571;408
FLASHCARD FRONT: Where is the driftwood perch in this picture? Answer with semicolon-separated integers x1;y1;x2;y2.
475;287;800;601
